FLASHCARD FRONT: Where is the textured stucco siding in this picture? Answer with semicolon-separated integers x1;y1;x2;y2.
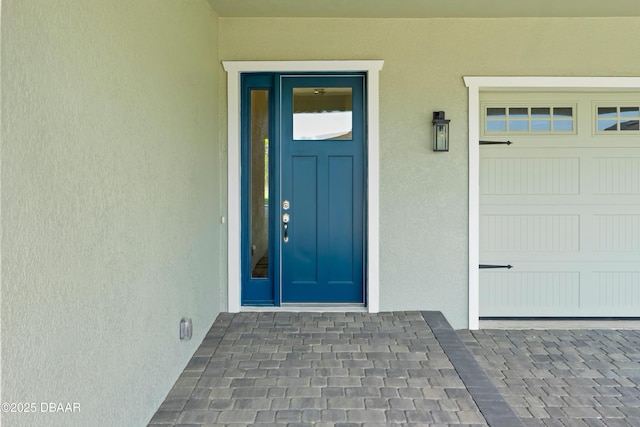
1;1;221;426
219;17;640;328
3;7;640;426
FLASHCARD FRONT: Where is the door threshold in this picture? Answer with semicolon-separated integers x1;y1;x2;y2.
241;304;367;313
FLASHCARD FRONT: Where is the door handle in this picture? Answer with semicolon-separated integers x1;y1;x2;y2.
282;213;290;243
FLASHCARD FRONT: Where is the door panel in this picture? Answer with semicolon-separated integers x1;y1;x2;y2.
328;156;354;282
291;156;318;283
280;75;365;303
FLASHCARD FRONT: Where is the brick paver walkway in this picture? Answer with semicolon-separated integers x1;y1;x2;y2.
148;312;640;426
459;328;640;427
148;312;491;426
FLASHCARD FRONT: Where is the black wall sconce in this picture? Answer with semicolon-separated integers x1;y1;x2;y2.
432;111;450;152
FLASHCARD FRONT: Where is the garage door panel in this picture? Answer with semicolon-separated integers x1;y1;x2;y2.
482;214;640;259
481;266;640;317
596;214;640;252
480;270;581;317
596;157;640;195
482;150;640;196
594;272;640;312
483;254;640;264
480;157;580;195
579;270;640;316
480;214;579;252
482;211;640;257
481;196;640;206
480;92;640;318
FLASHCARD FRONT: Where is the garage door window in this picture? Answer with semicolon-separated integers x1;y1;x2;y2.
596;105;640;133
484;105;575;135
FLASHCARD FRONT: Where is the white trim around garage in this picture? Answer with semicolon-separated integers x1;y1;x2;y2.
464;76;640;330
223;60;384;313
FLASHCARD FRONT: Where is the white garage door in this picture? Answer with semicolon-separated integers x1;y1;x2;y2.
480;92;640;317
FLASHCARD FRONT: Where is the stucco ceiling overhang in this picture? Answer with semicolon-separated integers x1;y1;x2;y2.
207;0;640;18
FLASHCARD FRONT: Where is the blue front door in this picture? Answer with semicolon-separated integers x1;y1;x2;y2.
241;73;365;305
280;75;365;303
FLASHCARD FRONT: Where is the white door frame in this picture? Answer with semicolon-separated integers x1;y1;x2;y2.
223;60;384;313
464;76;640;329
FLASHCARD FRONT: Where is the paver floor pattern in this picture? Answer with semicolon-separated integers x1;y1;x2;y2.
149;312;640;427
459;328;640;427
149;311;488;426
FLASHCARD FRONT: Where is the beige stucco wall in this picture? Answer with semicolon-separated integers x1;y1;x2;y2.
219;17;640;328
1;1;221;426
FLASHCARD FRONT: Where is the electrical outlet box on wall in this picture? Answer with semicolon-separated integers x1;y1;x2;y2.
179;318;192;340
